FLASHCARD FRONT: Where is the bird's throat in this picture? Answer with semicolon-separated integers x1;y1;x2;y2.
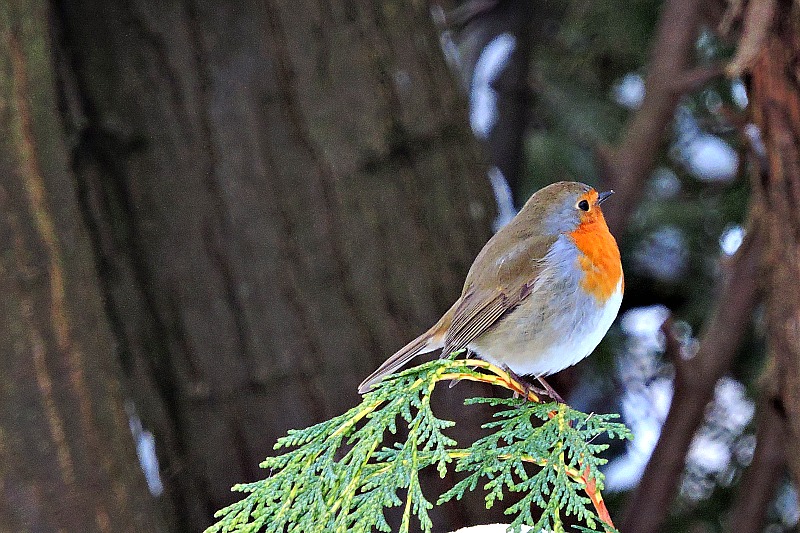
569;216;623;302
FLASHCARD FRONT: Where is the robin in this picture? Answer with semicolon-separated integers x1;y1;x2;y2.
358;181;623;401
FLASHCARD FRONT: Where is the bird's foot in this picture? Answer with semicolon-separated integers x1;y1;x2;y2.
502;365;549;402
535;375;565;404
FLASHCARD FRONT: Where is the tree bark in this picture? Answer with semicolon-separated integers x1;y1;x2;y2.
0;2;162;531
52;0;496;529
750;0;800;489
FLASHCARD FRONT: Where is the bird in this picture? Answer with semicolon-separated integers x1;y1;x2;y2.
358;181;623;401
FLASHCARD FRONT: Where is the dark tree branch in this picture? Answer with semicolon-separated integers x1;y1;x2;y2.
726;386;786;533
599;0;704;235
621;220;764;533
445;0;541;203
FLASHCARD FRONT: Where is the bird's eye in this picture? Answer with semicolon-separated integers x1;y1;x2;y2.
577;199;590;211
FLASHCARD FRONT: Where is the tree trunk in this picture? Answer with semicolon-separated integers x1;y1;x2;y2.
750;0;800;489
0;2;161;531
53;0;496;529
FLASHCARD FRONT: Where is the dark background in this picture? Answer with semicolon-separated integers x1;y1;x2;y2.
1;0;799;532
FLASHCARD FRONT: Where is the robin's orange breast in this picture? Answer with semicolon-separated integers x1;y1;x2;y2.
568;210;623;302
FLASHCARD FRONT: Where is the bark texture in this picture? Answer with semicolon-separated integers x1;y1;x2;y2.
52;0;496;529
750;0;800;488
0;2;161;531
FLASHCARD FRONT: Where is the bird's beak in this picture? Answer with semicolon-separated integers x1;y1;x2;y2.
597;190;614;204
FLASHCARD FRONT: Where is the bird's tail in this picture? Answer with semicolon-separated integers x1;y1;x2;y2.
358;306;457;393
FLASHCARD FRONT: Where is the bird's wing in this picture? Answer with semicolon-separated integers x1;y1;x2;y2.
443;233;557;355
443;285;527;354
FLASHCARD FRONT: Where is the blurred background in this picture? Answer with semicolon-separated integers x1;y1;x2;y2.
1;0;799;532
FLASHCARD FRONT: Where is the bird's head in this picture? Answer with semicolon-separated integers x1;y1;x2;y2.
521;181;614;237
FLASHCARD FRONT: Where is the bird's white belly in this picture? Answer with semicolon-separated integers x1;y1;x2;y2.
469;278;623;377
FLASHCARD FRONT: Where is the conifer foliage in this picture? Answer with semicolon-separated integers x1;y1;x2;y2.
206;357;630;533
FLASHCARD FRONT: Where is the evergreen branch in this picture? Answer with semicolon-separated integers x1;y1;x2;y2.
206;358;630;533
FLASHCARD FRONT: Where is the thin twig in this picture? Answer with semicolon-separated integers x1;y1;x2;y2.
670;64;726;93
